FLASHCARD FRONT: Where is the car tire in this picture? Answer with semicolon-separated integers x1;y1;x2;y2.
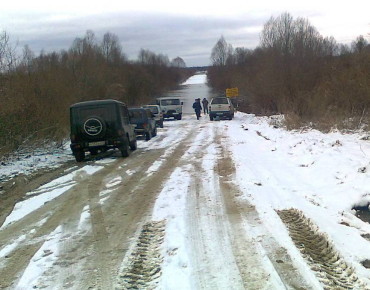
152;127;157;137
145;131;152;141
130;138;137;150
177;114;182;120
75;150;85;162
89;148;98;155
160;120;164;128
210;115;214;121
120;135;130;157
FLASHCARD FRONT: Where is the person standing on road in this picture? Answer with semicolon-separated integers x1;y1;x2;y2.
192;98;202;120
202;98;209;114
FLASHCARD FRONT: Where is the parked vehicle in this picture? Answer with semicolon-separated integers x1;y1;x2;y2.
142;105;164;128
70;99;137;162
128;108;157;141
156;97;183;120
209;96;235;121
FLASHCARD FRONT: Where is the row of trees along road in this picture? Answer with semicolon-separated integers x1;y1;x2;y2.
208;12;370;131
0;30;193;155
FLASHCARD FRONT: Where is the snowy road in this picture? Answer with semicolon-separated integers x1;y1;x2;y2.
1;75;370;289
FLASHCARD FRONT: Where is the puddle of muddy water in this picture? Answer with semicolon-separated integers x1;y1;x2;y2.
353;204;370;224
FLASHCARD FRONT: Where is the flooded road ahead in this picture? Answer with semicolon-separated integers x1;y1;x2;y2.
165;74;214;114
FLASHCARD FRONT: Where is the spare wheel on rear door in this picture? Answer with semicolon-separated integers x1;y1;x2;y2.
83;116;106;138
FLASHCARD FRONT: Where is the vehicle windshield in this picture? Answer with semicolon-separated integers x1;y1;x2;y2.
211;98;229;104
160;99;180;106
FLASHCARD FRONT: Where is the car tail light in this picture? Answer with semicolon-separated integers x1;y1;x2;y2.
117;129;124;136
143;123;147;128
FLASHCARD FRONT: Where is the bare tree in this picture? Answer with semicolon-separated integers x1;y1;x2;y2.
138;49;169;66
0;31;17;72
171;57;186;68
211;36;232;66
351;35;368;53
100;32;125;63
20;45;35;74
234;47;251;65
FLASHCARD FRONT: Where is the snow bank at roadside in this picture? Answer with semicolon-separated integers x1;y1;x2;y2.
227;112;370;281
0;142;73;184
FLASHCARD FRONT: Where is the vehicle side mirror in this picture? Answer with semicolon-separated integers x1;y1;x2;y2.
181;102;184;105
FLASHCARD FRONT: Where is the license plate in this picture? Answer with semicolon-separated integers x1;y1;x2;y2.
89;141;105;147
216;113;223;115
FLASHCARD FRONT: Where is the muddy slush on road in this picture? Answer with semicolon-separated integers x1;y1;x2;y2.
1;74;370;289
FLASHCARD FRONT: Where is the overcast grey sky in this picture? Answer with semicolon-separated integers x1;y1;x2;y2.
1;0;369;66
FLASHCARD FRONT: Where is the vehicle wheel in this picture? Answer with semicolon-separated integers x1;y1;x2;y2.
75;150;85;162
130;138;137;150
210;115;214;121
152;127;157;137
120;146;129;157
89;148;98;155
177;114;182;120
120;135;130;157
160;120;164;128
145;131;152;141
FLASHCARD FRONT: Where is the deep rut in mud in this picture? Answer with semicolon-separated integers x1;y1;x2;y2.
117;220;166;289
278;208;369;290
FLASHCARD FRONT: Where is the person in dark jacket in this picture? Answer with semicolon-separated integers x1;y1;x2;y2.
202;98;209;114
192;98;202;120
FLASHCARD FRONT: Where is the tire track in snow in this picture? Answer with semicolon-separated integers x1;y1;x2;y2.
216;123;316;289
185;123;247;289
67;126;200;289
277;208;370;290
116;220;166;289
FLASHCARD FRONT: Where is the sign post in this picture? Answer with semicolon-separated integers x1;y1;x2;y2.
226;87;239;98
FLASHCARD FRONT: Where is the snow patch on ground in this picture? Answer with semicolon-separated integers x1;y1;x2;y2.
152;165;194;289
0;142;73;183
15;225;63;289
227;112;370;282
181;74;207;85
1;165;103;229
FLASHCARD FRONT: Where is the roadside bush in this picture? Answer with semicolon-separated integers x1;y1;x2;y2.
207;13;370;131
0;31;192;155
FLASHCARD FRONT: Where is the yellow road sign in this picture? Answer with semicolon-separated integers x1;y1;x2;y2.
226;87;239;97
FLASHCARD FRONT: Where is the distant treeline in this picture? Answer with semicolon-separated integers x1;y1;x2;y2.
0;30;193;154
208;12;370;130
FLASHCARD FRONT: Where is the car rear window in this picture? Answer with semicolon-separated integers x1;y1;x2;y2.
130;110;145;122
144;106;159;114
160;99;180;106
78;105;112;121
211;98;229;104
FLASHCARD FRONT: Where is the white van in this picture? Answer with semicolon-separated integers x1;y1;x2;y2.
156;97;183;120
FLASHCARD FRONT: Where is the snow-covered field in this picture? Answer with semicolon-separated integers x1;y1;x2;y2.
1;74;370;289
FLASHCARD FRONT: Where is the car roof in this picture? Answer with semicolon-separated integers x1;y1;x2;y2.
156;97;181;100
70;99;126;108
129;107;147;111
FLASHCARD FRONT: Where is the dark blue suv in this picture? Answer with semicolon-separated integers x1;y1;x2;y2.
128;108;157;141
